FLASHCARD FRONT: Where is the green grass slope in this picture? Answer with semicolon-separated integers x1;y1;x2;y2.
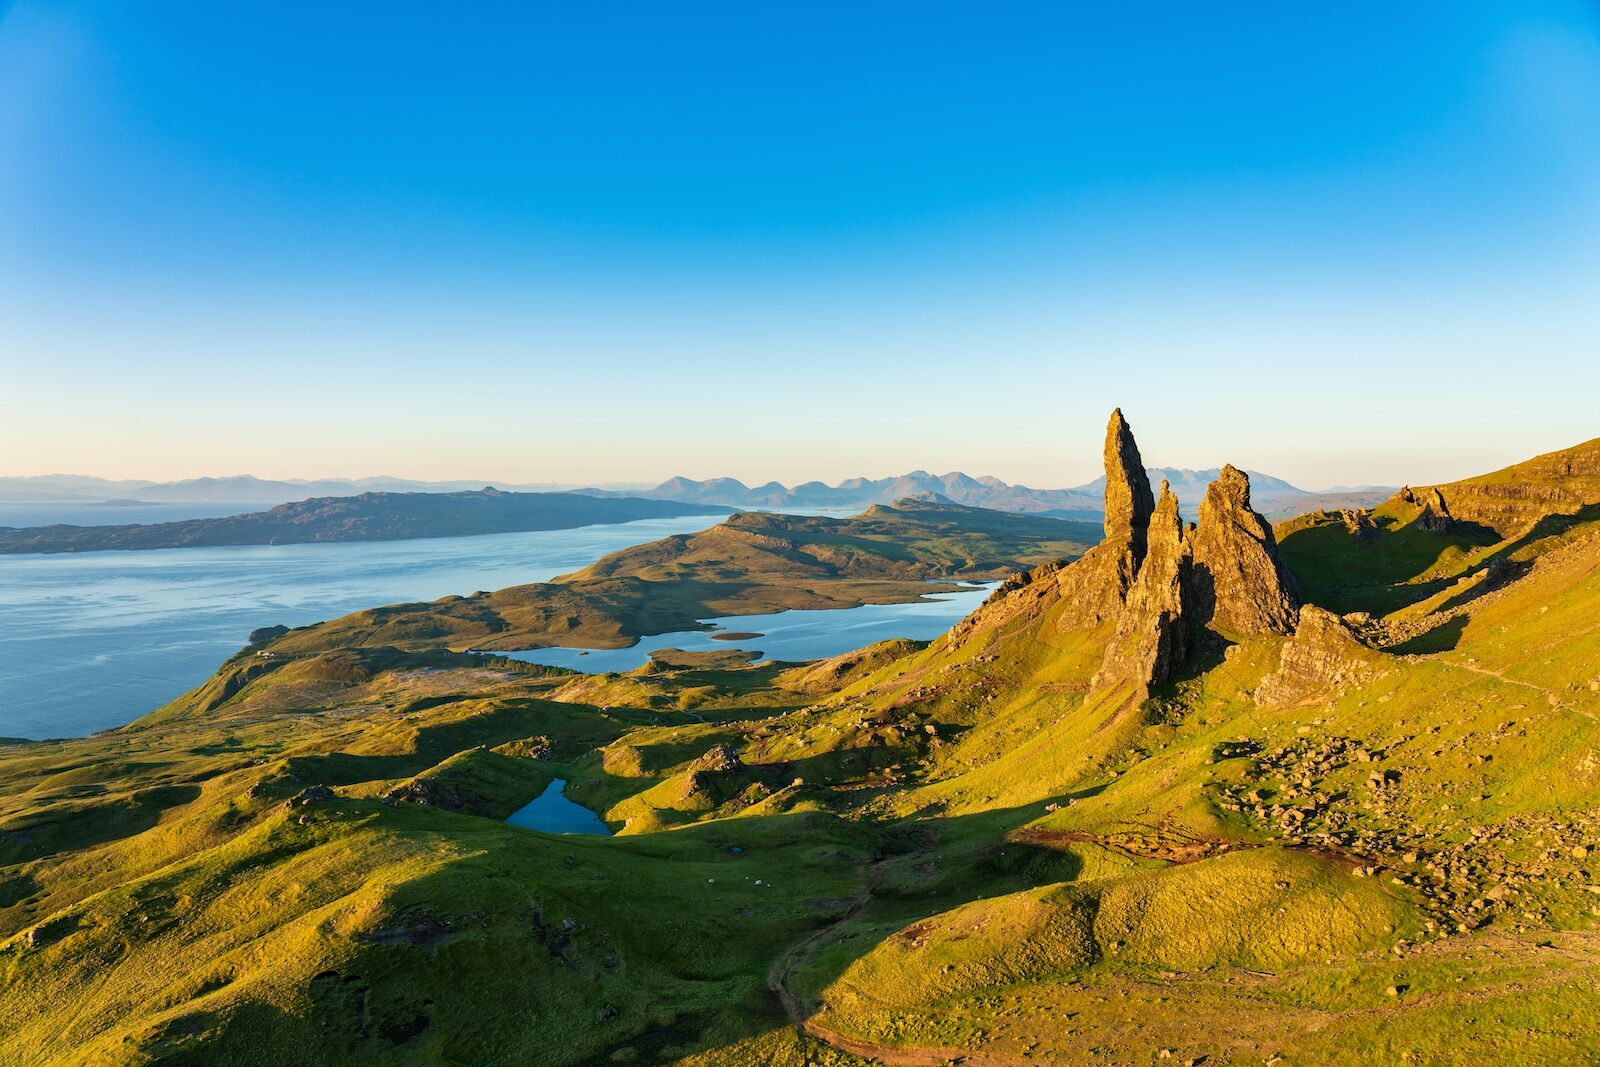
7;444;1600;1064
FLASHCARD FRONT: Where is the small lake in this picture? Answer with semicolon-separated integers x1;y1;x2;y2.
506;779;612;835
0;514;727;740
494;582;997;673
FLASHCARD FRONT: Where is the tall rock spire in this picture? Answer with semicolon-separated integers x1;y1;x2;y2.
1103;408;1157;565
1186;465;1299;636
973;412;1299;707
1091;480;1191;700
1055;409;1162;631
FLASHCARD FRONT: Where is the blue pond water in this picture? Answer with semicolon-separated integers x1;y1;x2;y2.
0;514;726;740
506;779;612;835
494;582;997;674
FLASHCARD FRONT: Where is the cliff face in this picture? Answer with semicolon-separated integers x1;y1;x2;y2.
1186;465;1300;637
1389;437;1600;537
1092;481;1190;696
1254;605;1378;708
1052;411;1160;632
995;412;1301;704
1103;407;1157;570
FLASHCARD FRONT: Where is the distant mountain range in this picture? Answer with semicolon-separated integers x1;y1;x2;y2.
580;469;1394;521
1;470;1393;522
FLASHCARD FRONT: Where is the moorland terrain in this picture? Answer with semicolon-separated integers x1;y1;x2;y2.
3;412;1599;1065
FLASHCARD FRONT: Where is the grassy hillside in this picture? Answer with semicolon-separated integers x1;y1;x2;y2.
5;441;1600;1064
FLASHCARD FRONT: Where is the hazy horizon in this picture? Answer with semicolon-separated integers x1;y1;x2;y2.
1;419;1594;495
4;4;1598;489
0;451;1525;497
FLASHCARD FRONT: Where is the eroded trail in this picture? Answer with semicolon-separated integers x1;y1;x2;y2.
766;887;1025;1067
1442;657;1596;720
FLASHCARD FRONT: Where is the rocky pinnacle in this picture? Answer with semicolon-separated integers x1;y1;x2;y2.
1186;464;1300;636
1092;479;1190;699
1103;408;1157;566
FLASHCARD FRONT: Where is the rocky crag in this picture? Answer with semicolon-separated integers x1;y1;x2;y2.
969;409;1301;704
1387;437;1600;537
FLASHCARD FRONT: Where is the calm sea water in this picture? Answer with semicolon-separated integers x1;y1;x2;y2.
496;583;995;673
0;515;725;740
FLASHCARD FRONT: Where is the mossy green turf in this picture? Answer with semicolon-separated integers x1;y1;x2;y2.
6;469;1600;1064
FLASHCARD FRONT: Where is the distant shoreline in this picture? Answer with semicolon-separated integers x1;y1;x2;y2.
0;489;729;555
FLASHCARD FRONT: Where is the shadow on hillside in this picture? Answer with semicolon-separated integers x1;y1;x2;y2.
1390;615;1469;655
559;796;1093;1062
0;783;202;866
1484;503;1600;563
1278;515;1501;616
355;780;1096;1064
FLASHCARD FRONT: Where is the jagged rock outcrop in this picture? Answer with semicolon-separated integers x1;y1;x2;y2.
1086;451;1297;702
1339;509;1378;543
686;744;744;776
1254;606;1379;707
959;411;1300;706
679;744;748;803
1391;437;1600;537
1104;407;1157;567
1408;487;1454;533
1186;465;1300;637
1091;482;1190;699
382;778;495;816
1054;411;1159;631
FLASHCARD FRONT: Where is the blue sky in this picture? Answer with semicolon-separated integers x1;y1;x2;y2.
2;2;1598;489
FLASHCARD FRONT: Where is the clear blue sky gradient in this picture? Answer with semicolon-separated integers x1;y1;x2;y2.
2;2;1597;488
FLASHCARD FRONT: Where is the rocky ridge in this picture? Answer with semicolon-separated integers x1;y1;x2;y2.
1386;437;1600;537
966;410;1302;704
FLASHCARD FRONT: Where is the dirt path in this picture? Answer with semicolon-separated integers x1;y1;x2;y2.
766;887;1023;1066
1007;819;1240;864
1443;658;1595;720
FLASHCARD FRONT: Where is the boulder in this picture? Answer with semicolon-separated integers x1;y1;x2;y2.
1254;606;1378;707
286;785;335;808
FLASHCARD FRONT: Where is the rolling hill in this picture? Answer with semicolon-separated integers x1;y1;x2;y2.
3;414;1599;1064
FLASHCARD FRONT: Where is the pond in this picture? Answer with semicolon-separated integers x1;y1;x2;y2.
506;778;612;836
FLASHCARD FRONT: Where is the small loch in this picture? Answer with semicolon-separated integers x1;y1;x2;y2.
495;581;997;674
506;778;612;836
